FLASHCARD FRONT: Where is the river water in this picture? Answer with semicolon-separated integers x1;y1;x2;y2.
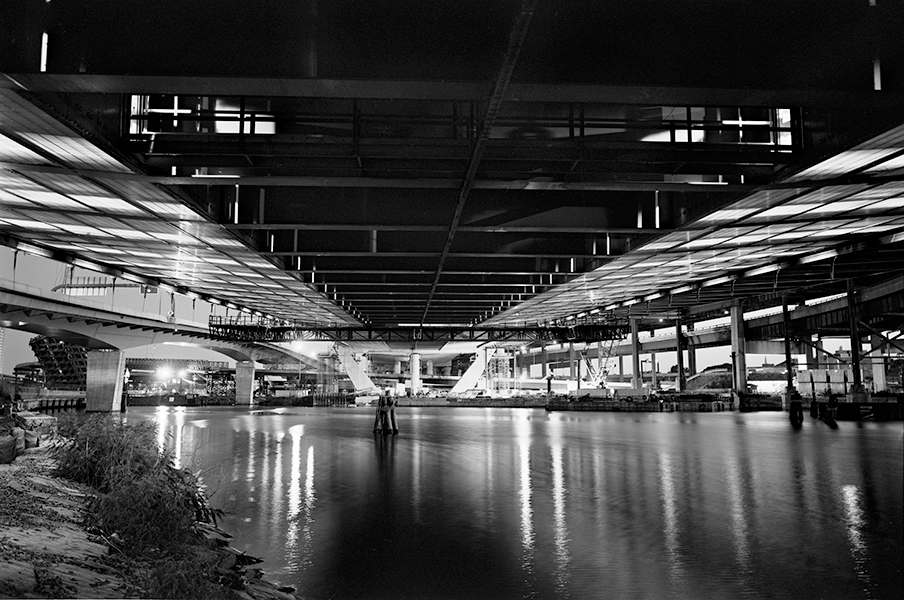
126;406;903;600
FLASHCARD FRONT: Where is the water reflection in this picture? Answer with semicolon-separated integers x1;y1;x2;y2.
301;446;316;571
550;441;570;595
842;484;873;596
286;424;304;570
272;432;285;542
130;408;902;600
515;414;536;596
657;450;686;589
245;427;256;483
259;432;271;529
725;454;751;581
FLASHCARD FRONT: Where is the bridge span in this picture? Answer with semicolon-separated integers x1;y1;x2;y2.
0;279;318;409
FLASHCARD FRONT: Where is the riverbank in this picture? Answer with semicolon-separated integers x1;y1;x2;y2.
0;439;301;599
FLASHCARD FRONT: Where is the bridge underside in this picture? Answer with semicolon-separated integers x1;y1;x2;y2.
2;2;904;404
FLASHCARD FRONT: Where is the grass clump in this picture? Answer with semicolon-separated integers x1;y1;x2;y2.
53;414;233;599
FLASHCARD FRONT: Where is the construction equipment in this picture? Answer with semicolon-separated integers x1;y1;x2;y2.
580;351;605;387
580;338;618;387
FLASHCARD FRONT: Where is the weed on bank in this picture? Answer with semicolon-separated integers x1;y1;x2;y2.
53;415;237;599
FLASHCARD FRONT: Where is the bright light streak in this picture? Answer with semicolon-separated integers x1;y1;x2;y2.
40;33;49;72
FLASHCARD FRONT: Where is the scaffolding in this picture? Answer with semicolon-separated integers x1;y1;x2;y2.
486;347;512;394
316;352;340;395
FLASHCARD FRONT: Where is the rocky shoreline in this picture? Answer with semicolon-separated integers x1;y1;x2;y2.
0;443;301;600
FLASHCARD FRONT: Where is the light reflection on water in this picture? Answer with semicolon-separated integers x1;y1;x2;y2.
516;413;536;598
133;407;903;600
842;484;873;598
658;450;686;593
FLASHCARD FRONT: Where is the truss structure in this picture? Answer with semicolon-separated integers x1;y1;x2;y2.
208;316;630;344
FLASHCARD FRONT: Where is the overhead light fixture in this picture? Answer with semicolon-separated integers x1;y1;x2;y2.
13;241;53;259
799;249;839;264
702;275;734;287
670;285;694;295
744;264;782;277
40;32;49;72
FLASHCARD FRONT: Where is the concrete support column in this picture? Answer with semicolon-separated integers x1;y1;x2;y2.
649;330;657;389
871;334;888;392
540;342;548;378
86;350;126;412
782;297;795;392
393;360;402;375
686;322;697;375
426;360;434;376
846;279;863;389
235;361;255;405
631;318;641;388
569;342;575;380
675;319;686;392
806;334;819;369
782;297;804;425
651;352;658;389
410;352;421;395
730;303;747;395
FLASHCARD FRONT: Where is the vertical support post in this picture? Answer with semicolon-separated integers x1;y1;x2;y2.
569;341;575;380
85;350;126;412
410;352;421;396
577;358;581;390
783;297;804;426
870;335;887;392
730;303;747;395
846;279;863;389
540;342;548;378
393;360;401;375
686;322;697;375
782;296;795;392
650;353;657;389
806;334;818;369
426;359;434;377
675;319;686;392
235;361;255;406
649;330;657;389
631;318;642;388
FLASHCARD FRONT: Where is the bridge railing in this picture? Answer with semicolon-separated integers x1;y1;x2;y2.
0;277;209;331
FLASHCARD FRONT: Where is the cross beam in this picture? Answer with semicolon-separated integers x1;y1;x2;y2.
209;318;629;344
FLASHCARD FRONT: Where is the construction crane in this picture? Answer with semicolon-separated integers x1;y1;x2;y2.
580;338;618;388
580;350;606;387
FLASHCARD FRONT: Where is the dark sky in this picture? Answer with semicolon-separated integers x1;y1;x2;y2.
3;0;901;90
